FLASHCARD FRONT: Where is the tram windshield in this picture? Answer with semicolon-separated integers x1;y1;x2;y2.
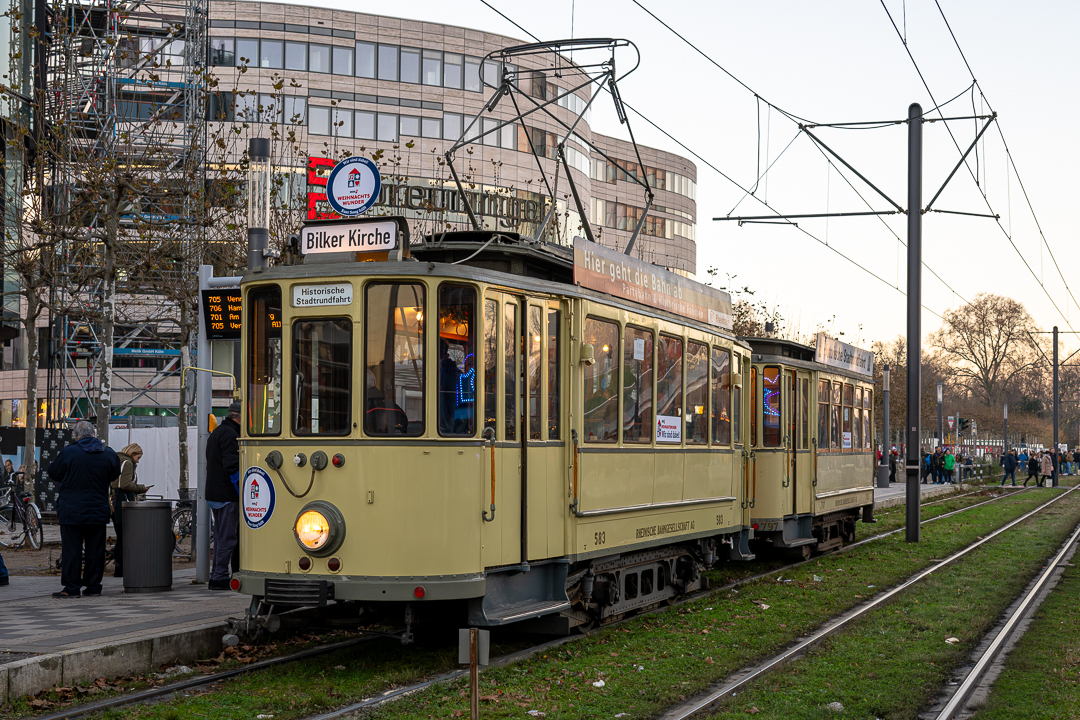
248;286;283;435
365;283;425;436
293;318;351;435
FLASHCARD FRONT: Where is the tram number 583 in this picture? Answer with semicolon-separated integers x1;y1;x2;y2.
715;514;725;527
594;531;606;546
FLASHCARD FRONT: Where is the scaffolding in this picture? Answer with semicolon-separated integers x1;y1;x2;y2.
44;0;207;424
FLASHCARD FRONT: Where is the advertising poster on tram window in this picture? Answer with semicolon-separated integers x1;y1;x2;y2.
572;238;734;331
656;415;682;443
814;332;874;377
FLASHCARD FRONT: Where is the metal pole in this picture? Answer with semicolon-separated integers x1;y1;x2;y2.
1003;403;1008;456
905;103;923;543
878;364;891;488
469;628;479;720
1053;325;1059;487
248;138;271;270
937;382;943;451
196;265;212;583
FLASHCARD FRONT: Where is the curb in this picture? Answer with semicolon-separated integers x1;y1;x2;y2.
1;621;224;703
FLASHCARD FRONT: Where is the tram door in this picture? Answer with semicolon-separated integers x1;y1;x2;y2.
794;372;813;515
788;370;797;512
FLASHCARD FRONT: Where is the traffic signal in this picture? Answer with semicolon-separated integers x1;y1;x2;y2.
959;418;970;432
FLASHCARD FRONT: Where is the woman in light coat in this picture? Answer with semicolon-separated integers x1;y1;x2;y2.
1038;452;1053;487
111;444;152;578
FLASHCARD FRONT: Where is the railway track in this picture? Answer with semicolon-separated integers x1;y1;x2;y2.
27;484;1030;720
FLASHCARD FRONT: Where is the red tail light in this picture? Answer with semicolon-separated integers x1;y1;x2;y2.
298;557;312;571
413;586;426;599
229;578;241;591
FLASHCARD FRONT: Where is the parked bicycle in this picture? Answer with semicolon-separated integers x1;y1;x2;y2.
0;475;44;550
171;495;213;558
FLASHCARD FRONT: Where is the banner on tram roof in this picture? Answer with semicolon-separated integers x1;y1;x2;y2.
572;238;733;331
815;332;874;377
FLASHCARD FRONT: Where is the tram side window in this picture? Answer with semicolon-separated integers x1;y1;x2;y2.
750;367;758;446
863;389;872;449
831;381;842;450
842;383;854;450
504;304;517;440
437;284;477;437
623;326;654;443
711;347;731;445
364;283;424;436
583;318;618;442
293;318;351;435
817;380;829;451
800;378;809;449
528;306;542;440
483;300;497;434
547;309;560;440
685;342;708;444
248;286;282;435
732;358;742;444
853;388;863;450
657;336;683;441
762;366;781;446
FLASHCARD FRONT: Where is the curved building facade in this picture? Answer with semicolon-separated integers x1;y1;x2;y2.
207;2;697;274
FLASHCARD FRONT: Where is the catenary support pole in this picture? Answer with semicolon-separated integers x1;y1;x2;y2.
905;103;922;543
1053;325;1059;487
878;364;891;488
1003;403;1008;456
937;382;943;452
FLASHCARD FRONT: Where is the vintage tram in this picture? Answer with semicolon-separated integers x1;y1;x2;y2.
229;222;874;636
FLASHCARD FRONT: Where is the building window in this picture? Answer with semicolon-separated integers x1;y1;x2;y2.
210;38;234;66
332;107;352;137
444;52;463;89
400;47;420;83
284;97;305;125
422;49;442;86
260;39;283;69
332;45;353;75
308;105;330;135
482;58;501;87
356;41;375;78
443;113;462;141
482;118;499;147
422;117;441;139
309;43;330;73
377;44;398;81
377;113;397;142
258;94;281;124
399;115;419;137
236;38;258;66
355;111;375;140
464;56;481;92
284;41;306;70
500;123;515;150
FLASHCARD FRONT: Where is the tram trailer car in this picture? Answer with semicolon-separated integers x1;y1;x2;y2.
744;337;877;558
230;230;761;637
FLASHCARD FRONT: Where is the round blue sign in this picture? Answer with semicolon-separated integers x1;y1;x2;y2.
326;156;382;216
242;466;276;530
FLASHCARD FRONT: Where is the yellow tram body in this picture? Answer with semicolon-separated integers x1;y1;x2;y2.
744;338;876;555
233;234;756;628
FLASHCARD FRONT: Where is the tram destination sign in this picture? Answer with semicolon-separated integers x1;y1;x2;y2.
201;289;242;340
572;238;733;331
814;332;874;377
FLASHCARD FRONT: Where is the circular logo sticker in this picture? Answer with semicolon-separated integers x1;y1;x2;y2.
326;156;381;216
242;466;276;530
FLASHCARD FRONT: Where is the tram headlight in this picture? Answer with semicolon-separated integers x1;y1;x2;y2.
293;501;346;557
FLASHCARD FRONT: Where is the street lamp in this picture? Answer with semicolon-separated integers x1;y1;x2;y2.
937;382;943;449
247;137;271;270
1003;403;1008;456
877;364;891;488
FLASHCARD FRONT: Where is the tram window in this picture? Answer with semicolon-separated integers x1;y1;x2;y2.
437;284;477;437
831;381;842;450
504;304;517;440
583;318;618;442
547;309;560;440
762;366;782;447
750;367;758;446
685;342;707;444
853;387;863;450
817;380;829;451
483;300;497;434
710;347;730;445
732;357;742;444
622;326;654;443
657;336;683;441
364;283;424;436
248;286;282;436
863;389;872;449
842;383;854;450
528;306;542;440
800;378;810;449
293;318;351;435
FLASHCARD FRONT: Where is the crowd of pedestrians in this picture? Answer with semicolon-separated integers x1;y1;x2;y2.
998;447;1078;487
921;446;978;484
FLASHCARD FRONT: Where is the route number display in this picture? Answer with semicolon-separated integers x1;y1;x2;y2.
202;289;243;340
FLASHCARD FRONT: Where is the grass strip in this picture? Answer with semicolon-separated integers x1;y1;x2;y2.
968;544;1080;718
697;489;1080;719
360;489;1064;719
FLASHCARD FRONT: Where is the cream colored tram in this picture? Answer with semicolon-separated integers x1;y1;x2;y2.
232;231;753;634
743;337;876;557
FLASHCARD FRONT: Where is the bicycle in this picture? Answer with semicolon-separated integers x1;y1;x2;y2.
171;497;214;558
0;477;44;550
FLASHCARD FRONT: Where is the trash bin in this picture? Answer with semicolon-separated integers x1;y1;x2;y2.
122;501;173;593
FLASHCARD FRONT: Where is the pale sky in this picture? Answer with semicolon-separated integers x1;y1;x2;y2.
321;0;1079;353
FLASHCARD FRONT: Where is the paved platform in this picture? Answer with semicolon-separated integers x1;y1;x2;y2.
873;478;968;508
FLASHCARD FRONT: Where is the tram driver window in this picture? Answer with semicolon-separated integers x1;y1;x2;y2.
582;318;618;442
437;284;477;436
248;286;282;435
293;318;351;435
762;366;781;446
364;283;425;436
623;327;654;443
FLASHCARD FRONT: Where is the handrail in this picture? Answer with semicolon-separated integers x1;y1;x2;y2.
482;427;496;522
782;435;791;488
570;428;580;514
812;437;819;487
750;450;757;508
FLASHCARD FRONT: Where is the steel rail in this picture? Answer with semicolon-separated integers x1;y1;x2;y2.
934;518;1080;719
33;633;396;720
660;485;1079;720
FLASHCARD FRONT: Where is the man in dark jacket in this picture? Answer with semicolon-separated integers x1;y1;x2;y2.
206;402;241;590
48;421;122;597
1001;450;1018;486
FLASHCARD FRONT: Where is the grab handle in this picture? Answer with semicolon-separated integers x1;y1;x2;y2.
482;427;496;522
